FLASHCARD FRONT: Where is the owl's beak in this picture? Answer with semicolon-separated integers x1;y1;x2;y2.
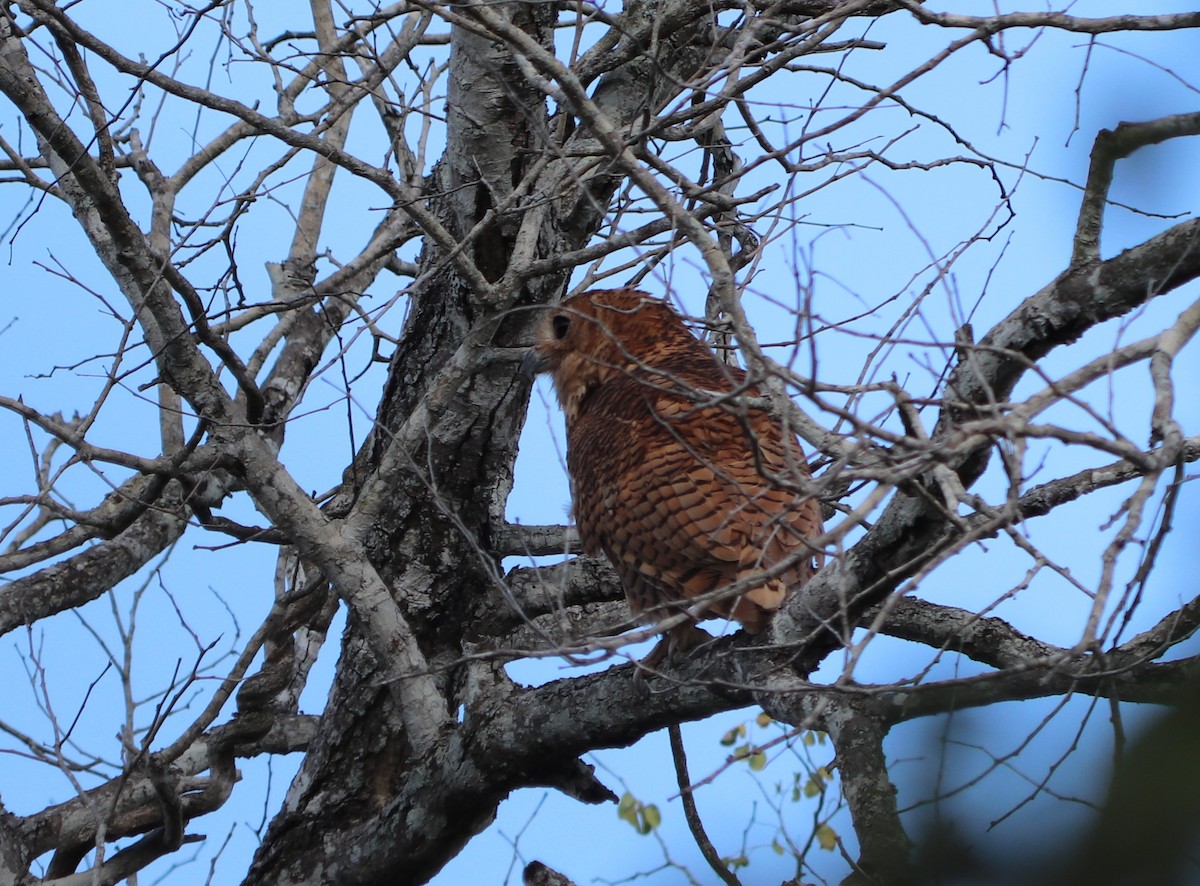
520;347;549;379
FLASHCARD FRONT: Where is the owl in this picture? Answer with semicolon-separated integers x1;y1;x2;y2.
522;288;823;662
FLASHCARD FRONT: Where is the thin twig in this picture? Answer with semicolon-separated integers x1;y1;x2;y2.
667;724;740;886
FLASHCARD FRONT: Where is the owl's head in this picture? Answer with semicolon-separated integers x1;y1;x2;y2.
521;288;696;420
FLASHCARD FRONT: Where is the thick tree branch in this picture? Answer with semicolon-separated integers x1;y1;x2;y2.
19;715;318;863
900;5;1200;34
0;489;186;637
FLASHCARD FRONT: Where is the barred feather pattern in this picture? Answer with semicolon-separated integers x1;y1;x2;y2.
527;288;823;633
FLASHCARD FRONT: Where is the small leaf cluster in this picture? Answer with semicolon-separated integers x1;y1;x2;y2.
617;790;661;835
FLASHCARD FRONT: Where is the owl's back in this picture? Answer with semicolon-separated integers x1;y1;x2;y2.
567;347;822;632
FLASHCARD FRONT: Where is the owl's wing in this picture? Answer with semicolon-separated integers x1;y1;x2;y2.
647;385;823;582
568;370;822;629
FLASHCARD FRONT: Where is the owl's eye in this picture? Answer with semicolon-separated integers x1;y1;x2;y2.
552;315;570;339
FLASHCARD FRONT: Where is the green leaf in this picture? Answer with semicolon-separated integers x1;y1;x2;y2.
803;778;820;798
618;792;644;832
720;725;745;746
802;731;815;746
643;804;661;831
816;823;838;851
772;838;785;855
755;711;773;728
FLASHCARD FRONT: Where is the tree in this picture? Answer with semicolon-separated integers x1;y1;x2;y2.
0;1;1198;884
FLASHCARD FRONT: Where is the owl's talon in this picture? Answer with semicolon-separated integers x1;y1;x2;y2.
631;623;712;691
631;660;654;693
